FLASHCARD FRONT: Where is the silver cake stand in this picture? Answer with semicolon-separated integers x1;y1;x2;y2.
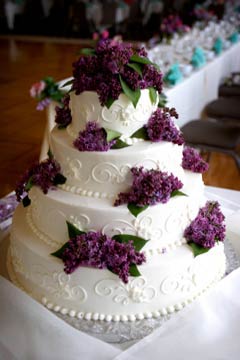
55;238;240;344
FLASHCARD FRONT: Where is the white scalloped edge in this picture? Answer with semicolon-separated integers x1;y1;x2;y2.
7;248;225;323
59;184;114;199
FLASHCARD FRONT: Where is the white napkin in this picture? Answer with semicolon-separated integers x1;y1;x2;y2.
115;268;240;360
0;276;120;360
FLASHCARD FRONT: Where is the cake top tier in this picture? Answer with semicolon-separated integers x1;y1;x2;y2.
71;39;163;108
60;39;164;138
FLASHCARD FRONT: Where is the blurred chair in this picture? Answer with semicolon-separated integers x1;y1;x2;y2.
218;72;240;98
66;0;91;38
204;97;240;127
181;120;240;171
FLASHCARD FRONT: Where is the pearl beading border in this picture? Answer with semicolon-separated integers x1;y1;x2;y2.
26;208;60;247
7;247;226;323
25;206;188;256
42;266;225;322
59;184;114;199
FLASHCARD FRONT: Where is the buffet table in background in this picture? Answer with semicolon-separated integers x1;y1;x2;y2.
39;40;240;160
0;186;240;359
165;41;240;127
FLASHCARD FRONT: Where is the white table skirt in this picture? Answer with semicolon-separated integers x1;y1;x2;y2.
165;42;240;127
0;186;240;359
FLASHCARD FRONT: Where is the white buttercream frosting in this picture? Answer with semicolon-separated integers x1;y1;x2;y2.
8;89;226;322
68;89;158;138
9;205;226;321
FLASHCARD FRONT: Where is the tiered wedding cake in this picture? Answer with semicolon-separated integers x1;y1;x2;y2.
8;39;226;322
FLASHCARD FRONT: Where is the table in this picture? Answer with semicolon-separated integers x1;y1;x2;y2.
0;186;240;359
165;42;240;127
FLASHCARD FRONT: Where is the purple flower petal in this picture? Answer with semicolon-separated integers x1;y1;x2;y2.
184;201;226;248
114;167;183;207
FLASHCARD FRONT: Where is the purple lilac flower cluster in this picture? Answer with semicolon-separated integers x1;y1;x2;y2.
62;231;146;283
55;94;72;128
72;39;162;106
182;147;209;173
73;121;116;152
184;201;225;249
16;158;63;202
30;77;65;111
0;194;18;223
146;107;184;145
114;167;183;207
161;15;190;37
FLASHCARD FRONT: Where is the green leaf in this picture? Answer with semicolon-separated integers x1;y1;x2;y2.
149;87;157;104
127;62;143;76
51;242;69;259
22;195;31;207
131;127;149;140
158;93;168;108
53;173;67;185
130;55;153;65
127;203;148;217
43;76;54;85
111;139;130;149
25;177;33;192
130;55;159;71
188;242;210;257
171;190;187;198
112;234;148;251
129;264;141;277
80;48;95;56
66;221;86;238
105;97;115;109
47;148;53;159
61;79;73;88
119;75;141;108
104;128;121;142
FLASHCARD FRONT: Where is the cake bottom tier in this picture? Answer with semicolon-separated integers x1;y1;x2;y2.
9;206;226;322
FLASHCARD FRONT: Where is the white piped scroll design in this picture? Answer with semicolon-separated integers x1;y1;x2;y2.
160;266;198;295
101;219;136;238
164;210;189;234
69;214;91;231
11;243;88;303
92;162;131;184
101;100;153;127
134;215;163;241
95;277;156;305
64;158;90;184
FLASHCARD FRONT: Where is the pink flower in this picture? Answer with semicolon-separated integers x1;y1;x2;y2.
101;30;109;39
92;32;99;40
30;80;46;98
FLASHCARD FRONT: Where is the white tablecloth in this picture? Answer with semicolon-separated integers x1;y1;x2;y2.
165;42;240;127
0;186;240;359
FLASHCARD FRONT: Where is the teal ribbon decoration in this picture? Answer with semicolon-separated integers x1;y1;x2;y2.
191;47;206;68
213;37;223;55
228;32;239;44
163;63;183;86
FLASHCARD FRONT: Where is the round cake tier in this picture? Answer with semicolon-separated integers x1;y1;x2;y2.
24;184;205;254
9;205;226;322
50;128;188;199
68;90;158;138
